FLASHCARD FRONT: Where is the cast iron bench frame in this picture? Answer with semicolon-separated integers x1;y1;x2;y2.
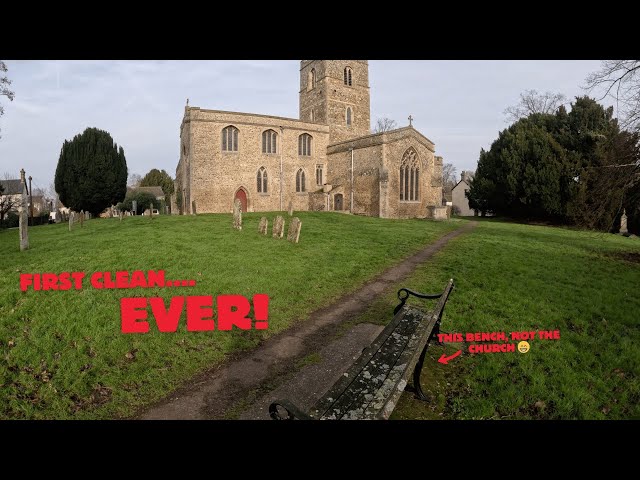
269;278;455;420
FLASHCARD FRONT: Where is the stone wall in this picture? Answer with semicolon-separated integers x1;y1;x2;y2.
299;60;370;145
452;180;475;216
178;107;329;214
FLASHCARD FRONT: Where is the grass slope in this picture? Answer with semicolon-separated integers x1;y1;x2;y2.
352;220;640;419
0;212;460;419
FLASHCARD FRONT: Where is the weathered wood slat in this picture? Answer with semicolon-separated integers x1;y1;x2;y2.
322;310;420;419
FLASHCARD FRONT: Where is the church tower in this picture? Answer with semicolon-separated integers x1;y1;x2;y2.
299;60;371;145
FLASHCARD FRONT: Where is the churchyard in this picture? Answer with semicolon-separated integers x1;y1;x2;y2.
1;213;638;419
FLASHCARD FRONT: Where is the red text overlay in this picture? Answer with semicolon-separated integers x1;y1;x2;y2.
19;270;269;333
437;330;560;354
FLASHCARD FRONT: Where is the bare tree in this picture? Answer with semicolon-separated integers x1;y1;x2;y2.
3;171;16;180
128;173;143;187
504;89;567;123
442;163;457;192
584;60;640;133
373;117;397;133
0;186;20;221
1;61;15;139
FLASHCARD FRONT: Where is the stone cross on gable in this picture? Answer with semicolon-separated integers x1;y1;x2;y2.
408;115;413;127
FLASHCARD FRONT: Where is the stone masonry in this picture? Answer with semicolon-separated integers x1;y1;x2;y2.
175;60;444;219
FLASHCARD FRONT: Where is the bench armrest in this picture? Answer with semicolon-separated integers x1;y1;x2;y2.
269;400;313;420
394;278;454;314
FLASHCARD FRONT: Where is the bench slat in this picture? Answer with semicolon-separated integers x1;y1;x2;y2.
321;309;422;419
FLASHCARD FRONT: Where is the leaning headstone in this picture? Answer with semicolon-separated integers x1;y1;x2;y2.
620;209;628;235
272;215;285;238
258;217;268;235
288;200;293;217
233;199;242;230
287;217;302;244
19;169;29;251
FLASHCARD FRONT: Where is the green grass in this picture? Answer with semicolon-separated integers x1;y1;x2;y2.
351;219;640;419
0;212;460;419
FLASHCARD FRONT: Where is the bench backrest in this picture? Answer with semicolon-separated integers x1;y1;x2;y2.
308;279;454;420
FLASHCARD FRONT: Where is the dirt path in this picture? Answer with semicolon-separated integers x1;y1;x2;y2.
139;221;477;420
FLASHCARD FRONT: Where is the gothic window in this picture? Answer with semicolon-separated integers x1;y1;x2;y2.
298;133;312;156
346;107;352;126
344;67;353;86
296;169;306;192
257;167;268;193
262;129;277;154
400;148;420;202
316;164;323;186
222;126;239;152
308;68;316;91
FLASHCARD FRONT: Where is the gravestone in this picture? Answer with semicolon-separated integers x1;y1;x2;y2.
80;210;84;227
258;217;268;235
19;169;29;251
272;215;285;238
68;211;73;231
620;209;628;235
233;199;242;230
287;217;302;244
288;200;293;216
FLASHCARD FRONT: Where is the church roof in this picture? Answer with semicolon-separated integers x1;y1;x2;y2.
327;126;436;154
128;186;165;199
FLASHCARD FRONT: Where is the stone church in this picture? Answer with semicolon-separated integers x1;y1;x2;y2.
173;60;444;218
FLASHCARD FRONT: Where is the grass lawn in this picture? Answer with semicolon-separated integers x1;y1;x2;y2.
0;212;461;419
352;219;640;419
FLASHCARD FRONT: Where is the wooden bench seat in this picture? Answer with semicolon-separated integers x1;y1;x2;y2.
269;279;455;420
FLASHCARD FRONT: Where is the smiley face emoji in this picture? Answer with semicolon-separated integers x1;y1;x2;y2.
518;341;530;353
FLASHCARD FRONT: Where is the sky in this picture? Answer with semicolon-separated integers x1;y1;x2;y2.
0;60;610;194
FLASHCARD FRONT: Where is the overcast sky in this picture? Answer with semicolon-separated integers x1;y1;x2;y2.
0;60;609;194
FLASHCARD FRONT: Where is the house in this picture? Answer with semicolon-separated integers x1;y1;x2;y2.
452;170;477;216
0;179;25;221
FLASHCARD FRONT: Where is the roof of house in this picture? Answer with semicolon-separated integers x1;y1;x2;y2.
0;179;24;195
127;186;165;198
452;178;471;191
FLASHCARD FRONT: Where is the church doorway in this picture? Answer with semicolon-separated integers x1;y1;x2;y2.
334;194;343;211
234;188;247;212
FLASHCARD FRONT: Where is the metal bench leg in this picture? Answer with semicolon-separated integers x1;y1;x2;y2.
404;343;430;402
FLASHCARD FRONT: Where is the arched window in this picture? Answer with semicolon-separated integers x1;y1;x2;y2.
308;68;316;91
400;148;420;201
296;169;306;192
262;129;277;154
316;164;323;186
344;67;352;86
257;166;268;193
222;126;239;152
346;107;352;126
298;133;312;156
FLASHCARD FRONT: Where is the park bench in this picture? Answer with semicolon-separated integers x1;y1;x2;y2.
269;278;455;420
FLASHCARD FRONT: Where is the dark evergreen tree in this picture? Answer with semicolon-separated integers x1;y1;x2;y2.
139;168;174;203
55;128;128;215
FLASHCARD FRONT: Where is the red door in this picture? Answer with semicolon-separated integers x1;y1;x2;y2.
234;188;247;212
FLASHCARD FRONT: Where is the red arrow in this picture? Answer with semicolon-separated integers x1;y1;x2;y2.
438;350;462;365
